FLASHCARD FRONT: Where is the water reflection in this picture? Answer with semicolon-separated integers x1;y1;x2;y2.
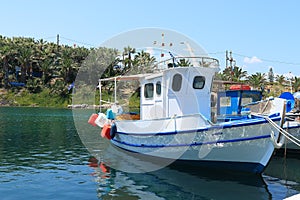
0;107;96;200
89;157;271;200
264;154;300;198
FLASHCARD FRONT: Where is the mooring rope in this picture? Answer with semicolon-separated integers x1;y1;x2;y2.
252;113;300;148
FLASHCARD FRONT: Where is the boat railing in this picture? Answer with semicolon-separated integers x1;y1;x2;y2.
152;56;219;71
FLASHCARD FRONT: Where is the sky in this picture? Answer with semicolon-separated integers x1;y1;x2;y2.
1;0;300;77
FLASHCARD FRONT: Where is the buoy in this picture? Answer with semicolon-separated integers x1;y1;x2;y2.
95;113;108;127
110;123;117;139
88;113;98;126
101;124;112;139
279;92;295;113
106;109;116;120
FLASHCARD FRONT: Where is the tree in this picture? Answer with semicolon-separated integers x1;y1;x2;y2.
293;76;300;92
275;75;286;86
122;46;136;73
268;67;274;83
177;58;191;67
0;39;15;88
231;66;247;82
132;50;156;74
13;37;37;83
220;66;247;82
247;72;266;89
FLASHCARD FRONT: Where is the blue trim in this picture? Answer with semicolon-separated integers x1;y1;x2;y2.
112;134;271;148
116;115;281;136
285;124;300;130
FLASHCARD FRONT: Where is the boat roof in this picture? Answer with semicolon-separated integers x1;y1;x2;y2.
99;56;220;82
99;74;151;82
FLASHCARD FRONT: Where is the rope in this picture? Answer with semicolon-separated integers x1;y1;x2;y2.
252;113;300;148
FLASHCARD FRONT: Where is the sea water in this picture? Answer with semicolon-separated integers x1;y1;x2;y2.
0;107;299;200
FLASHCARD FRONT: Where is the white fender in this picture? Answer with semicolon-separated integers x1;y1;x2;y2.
270;130;285;149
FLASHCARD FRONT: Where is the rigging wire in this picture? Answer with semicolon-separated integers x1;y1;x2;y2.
43;36;57;40
60;36;95;47
232;52;300;66
208;50;300;66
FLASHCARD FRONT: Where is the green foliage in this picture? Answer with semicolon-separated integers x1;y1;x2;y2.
26;78;42;93
2;34;300;108
220;66;247;82
128;88;140;112
246;72;266;89
177;58;191;67
275;75;286;86
4;88;69;107
268;67;274;83
131;50;156;74
293;76;300;92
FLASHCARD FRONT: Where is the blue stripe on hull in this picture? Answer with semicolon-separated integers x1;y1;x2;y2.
112;134;271;148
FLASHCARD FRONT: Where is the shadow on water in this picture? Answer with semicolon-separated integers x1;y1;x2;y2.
89;156;272;200
264;153;300;199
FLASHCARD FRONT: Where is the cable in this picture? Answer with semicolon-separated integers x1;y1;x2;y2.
232;52;300;66
60;36;95;47
43;36;57;40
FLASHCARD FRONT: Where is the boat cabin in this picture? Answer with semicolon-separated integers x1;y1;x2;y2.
98;57;220;122
217;87;262;121
139;64;219;121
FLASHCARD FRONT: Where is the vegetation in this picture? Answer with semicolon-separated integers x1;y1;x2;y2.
217;65;300;97
0;35;299;107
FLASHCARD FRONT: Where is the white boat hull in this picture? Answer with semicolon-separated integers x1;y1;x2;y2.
111;114;281;173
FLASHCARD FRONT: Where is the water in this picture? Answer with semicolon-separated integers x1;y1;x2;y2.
0;107;299;200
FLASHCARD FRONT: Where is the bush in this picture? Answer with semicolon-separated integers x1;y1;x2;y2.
4;88;69;108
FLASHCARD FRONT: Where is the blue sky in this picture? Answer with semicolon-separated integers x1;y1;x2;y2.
1;0;300;76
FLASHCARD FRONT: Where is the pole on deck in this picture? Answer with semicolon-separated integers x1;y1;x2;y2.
114;77;117;103
99;79;102;113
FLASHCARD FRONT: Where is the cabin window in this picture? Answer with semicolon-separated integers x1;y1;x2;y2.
241;92;262;106
193;76;205;89
172;74;182;92
144;83;154;99
156;81;161;96
220;97;231;107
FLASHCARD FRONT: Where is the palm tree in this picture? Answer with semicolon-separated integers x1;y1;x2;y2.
275;75;286;86
13;37;38;83
220;66;247;82
176;58;191;67
247;72;266;90
122;46;136;72
132;50;156;74
293;76;300;92
0;40;15;88
231;66;247;82
214;72;227;81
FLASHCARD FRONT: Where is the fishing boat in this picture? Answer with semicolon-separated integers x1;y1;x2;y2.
283;119;300;151
279;92;300;152
88;56;287;173
215;87;300;152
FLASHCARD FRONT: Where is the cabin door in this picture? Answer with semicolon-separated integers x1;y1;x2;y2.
167;73;183;117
